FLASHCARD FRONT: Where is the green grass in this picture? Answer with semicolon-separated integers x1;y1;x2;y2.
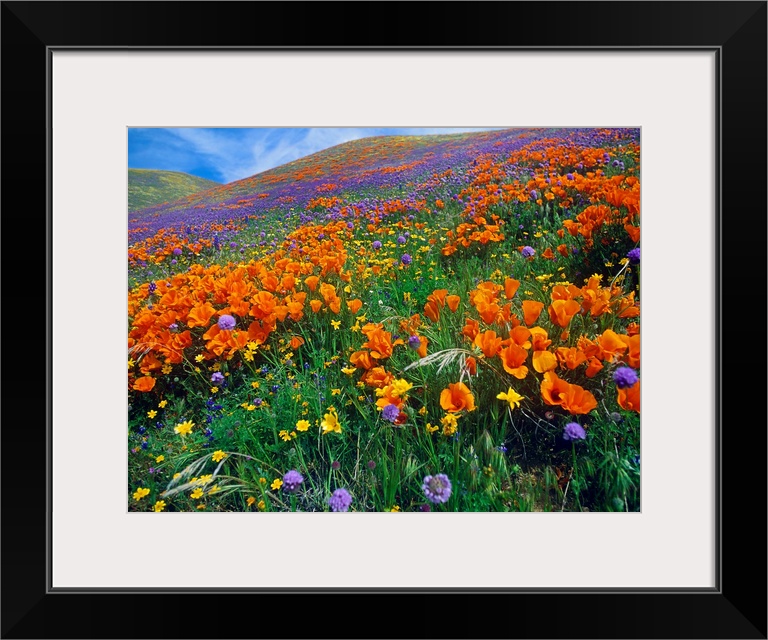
128;169;221;211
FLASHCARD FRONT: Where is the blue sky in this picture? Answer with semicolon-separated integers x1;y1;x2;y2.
128;128;507;184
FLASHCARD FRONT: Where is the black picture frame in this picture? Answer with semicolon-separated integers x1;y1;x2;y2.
2;2;765;638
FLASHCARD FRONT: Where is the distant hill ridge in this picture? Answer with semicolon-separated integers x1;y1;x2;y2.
128;169;221;211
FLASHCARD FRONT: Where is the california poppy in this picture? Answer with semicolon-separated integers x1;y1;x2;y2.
617;380;640;413
521;300;544;326
548;299;581;328
440;382;476;413
133;376;156;392
499;344;529;379
475;330;503;358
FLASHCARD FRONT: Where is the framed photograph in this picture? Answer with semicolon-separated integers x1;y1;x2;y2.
3;2;765;638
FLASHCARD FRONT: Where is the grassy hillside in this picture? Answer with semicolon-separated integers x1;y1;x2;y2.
127;127;641;513
128;169;221;211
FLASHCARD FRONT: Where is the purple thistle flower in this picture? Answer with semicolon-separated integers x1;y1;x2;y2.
627;247;640;265
372;240;382;250
210;372;225;385
172;247;182;256
331;460;341;470
613;366;639;389
282;470;304;493
381;404;400;423
422;473;452;504
328;488;353;512
367;460;376;470
401;254;412;265
563;422;587;441
217;314;236;331
408;335;421;350
521;246;535;258
397;235;407;244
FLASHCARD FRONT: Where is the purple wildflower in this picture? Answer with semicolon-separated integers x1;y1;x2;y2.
613;367;639;389
172;247;182;256
328;488;353;512
563;422;587;441
397;235;407;244
331;460;341;470
422;473;452;504
381;404;400;423
282;470;304;493
521;246;535;258
367;460;376;470
210;372;225;385
408;335;421;350
217;314;236;331
401;254;412;265
372;240;382;250
627;247;640;264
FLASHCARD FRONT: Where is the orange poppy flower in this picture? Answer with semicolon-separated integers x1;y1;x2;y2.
362;367;394;388
529;326;552;351
619;333;640;369
584;357;604;378
617;380;640;413
504;277;520;300
540;372;597;414
250;291;277;319
557;244;569;258
304;275;320;292
247;321;270;345
362;327;396;359
290;335;305;350
346;299;363;314
446;295;461;313
540;371;572;407
309;300;323;313
532;350;558;373
541;247;555;260
548;299;581;328
476;299;501;325
499;344;529;379
139;352;162;375
186;302;217;328
616;291;640;319
555;346;587;370
350;350;374;370
440;382;476;413
133;376;156;392
521;300;545;326
416;335;429;359
560;381;598;414
423;300;441;323
509;325;532;349
462;318;480;342
596;329;628;362
464;356;477;376
475;330;503;358
624;224;640;243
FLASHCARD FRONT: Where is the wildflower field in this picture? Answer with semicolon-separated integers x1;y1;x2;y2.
128;127;641;512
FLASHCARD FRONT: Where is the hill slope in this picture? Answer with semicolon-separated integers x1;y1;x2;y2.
128;169;221;211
